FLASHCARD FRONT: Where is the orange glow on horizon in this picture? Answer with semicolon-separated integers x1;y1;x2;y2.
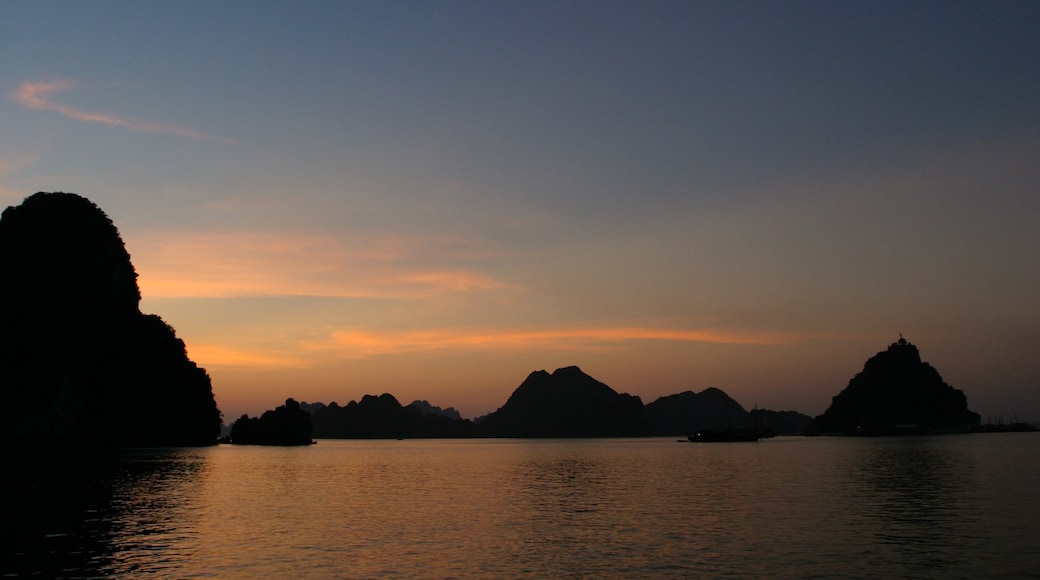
184;323;829;370
317;326;822;358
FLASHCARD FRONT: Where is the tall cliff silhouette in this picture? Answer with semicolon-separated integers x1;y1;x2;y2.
808;336;980;435
479;366;648;437
0;192;221;445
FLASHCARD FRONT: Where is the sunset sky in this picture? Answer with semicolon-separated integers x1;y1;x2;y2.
3;1;1038;422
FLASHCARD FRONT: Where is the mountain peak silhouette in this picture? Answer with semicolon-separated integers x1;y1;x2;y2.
808;336;980;435
479;366;647;437
643;388;750;435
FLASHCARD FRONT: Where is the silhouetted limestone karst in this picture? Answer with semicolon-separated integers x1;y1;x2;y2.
230;398;313;445
299;401;327;415
479;366;648;437
310;394;477;438
749;409;812;436
807;336;981;435
644;388;750;435
0;192;221;445
408;400;462;421
256;377;815;440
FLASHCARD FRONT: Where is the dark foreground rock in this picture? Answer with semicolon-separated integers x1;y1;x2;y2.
0;192;221;446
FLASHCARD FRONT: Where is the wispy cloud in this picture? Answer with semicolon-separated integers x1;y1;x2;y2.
182;325;819;370
131;230;514;299
186;343;310;369
12;79;239;144
314;326;818;358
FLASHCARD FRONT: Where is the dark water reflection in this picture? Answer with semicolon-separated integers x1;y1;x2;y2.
846;437;981;573
3;435;1038;578
2;447;207;577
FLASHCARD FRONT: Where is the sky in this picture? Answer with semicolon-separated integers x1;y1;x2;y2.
2;1;1039;422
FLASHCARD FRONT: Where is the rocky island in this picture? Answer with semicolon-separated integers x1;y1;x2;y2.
478;366;648;437
229;398;313;445
0;192;222;446
808;336;980;435
236;365;812;441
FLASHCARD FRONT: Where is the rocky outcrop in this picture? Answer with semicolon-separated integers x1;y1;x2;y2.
310;393;478;438
748;409;812;436
408;400;462;421
478;366;648;437
808;336;980;435
0;192;221;445
230;398;313;445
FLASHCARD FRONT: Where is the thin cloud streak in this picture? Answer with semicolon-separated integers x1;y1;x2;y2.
188;326;821;371
319;326;821;358
12;80;239;144
186;343;310;369
132;230;514;299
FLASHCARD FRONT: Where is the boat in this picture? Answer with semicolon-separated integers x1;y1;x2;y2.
687;427;762;442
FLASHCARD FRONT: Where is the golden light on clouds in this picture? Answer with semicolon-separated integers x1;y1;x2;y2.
183;321;823;371
132;231;512;299
186;343;309;369
318;326;817;359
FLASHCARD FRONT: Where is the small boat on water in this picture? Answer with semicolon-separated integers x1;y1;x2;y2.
687;427;762;442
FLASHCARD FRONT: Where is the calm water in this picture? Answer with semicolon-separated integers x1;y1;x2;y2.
4;434;1039;578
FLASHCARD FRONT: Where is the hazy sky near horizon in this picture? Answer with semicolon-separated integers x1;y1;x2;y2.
3;1;1039;421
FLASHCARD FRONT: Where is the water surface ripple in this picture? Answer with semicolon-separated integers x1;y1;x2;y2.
3;434;1038;578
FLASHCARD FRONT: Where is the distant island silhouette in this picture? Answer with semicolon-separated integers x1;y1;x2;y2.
0;192;221;446
307;393;479;439
408;399;463;421
228;398;313;445
807;336;981;435
478;366;648;437
644;388;749;435
233;335;1010;442
231;366;812;441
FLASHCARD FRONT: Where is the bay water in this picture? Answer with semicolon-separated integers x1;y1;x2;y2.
4;434;1039;578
